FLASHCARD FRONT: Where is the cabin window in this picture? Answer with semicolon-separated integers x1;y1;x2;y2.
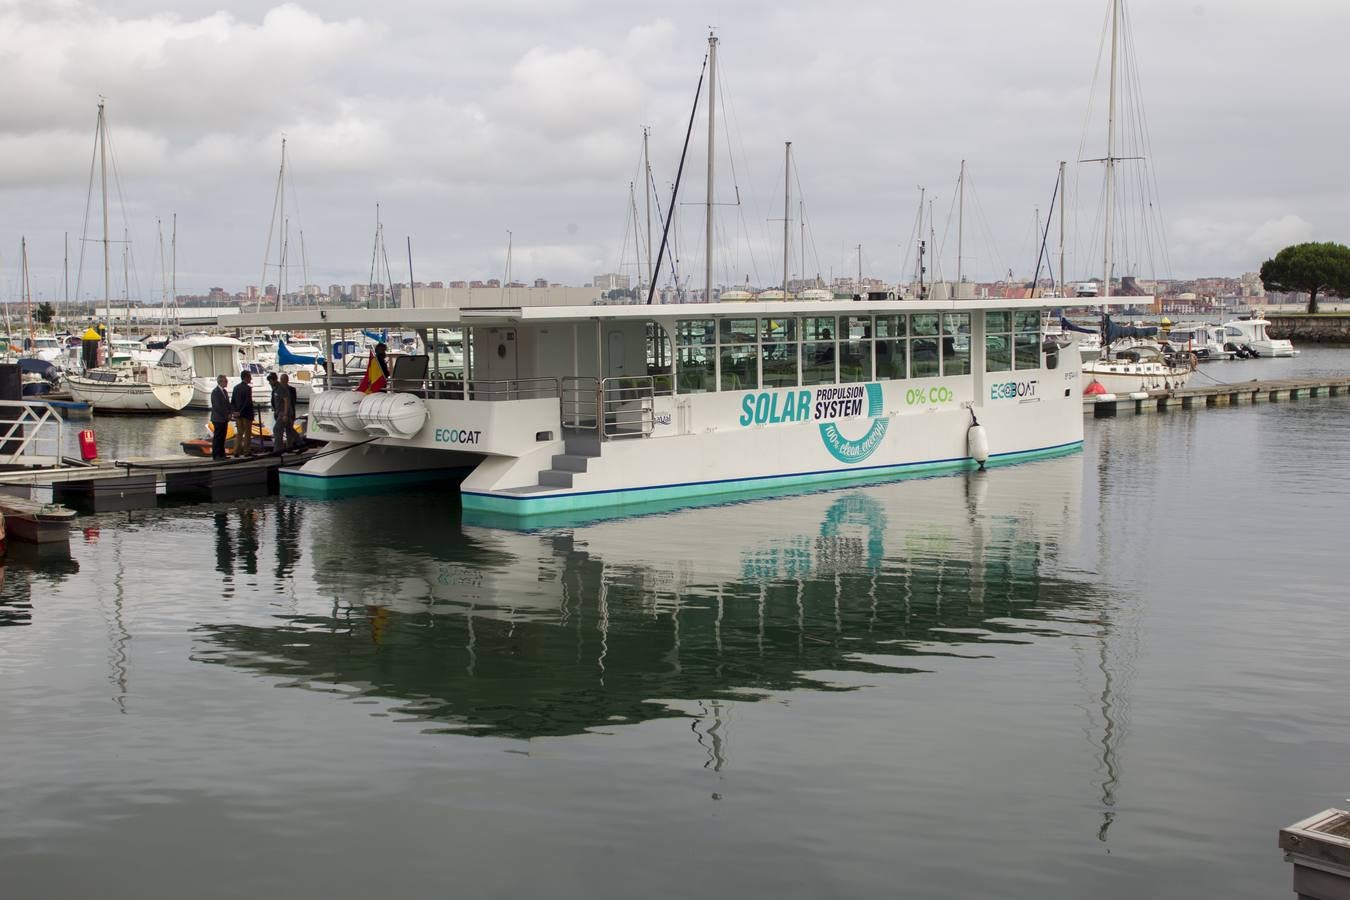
717;316;759;390
1014;310;1041;369
676;347;713;393
646;322;673;394
719;343;757;391
943;313;971;376
801;316;837;385
760;317;798;387
160;349;180;367
985;312;1012;372
873;315;907;381
910;314;940;378
840;315;872;383
675;318;716;393
675;318;716;346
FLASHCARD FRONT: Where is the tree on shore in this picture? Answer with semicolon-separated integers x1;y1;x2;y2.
1259;242;1350;313
35;302;55;324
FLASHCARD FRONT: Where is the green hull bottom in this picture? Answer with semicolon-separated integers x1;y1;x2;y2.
460;441;1082;530
279;466;472;499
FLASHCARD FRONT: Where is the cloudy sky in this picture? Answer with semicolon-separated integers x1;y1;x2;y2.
0;0;1344;300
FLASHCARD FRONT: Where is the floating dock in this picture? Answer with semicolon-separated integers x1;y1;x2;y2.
0;451;315;542
1086;376;1350;418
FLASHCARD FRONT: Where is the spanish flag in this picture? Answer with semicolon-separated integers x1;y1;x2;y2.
356;354;388;394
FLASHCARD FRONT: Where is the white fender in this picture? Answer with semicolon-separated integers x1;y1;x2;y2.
967;422;990;467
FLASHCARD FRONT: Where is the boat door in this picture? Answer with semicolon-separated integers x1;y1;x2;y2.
606;330;625;377
479;327;518;385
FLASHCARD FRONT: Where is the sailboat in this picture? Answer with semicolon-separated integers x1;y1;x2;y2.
65;101;193;413
1077;0;1191;394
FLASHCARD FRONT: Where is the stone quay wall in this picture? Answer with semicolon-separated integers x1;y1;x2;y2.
1267;314;1350;344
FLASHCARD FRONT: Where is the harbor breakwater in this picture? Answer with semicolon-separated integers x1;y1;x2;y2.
1268;313;1350;344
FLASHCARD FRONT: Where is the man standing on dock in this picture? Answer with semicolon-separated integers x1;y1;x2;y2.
275;373;297;454
210;375;231;460
231;371;256;458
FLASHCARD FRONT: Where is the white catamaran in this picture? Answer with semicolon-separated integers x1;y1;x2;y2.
226;30;1133;523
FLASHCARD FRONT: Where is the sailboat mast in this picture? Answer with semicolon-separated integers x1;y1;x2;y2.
171;213;177;327
782;141;791;294
158;218;166;328
643;127;653;294
704;31;717;302
799;200;805;288
1058;161;1067;298
957;159;965;287
22;237;32;346
1103;0;1119;300
278;138;287;311
99;101;111;346
63;231;69;304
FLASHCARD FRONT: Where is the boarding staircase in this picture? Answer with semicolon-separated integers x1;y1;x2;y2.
527;376;655;490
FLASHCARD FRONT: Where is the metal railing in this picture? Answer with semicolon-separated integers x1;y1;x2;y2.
0;399;65;467
561;376;655;439
319;374;560;402
419;377;558;401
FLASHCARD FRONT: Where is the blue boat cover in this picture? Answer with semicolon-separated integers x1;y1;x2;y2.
277;340;324;366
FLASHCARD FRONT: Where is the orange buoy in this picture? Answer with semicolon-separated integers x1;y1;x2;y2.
1084;379;1107;396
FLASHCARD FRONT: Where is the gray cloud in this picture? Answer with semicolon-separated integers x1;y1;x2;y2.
1;0;1346;299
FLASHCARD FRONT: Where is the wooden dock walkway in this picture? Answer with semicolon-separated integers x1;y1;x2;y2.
0;450;315;542
1086;376;1350;417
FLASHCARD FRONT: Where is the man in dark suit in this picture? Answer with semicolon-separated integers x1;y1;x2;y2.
231;370;256;457
209;374;231;460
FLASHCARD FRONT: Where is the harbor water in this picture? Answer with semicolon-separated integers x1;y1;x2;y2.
3;350;1348;898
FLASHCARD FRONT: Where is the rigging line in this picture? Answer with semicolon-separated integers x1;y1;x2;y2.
1072;0;1114;282
102;117;145;305
1032;171;1062;289
714;65;763;288
791;162;823;282
613;143;648;274
969;182;1005;283
74;110;99;306
260;154;283;312
1122;7;1172;279
647;53;708;304
936;174;959;275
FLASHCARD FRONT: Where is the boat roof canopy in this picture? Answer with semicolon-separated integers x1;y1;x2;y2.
228;296;1141;332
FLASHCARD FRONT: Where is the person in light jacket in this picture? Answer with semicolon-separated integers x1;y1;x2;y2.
230;370;256;457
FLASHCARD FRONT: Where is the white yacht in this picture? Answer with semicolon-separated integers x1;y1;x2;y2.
157;335;270;409
1221;313;1297;358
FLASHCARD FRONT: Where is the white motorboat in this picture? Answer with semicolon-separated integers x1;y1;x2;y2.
66;365;194;413
274;339;326;403
157;335;270;409
1221;313;1297;358
1162;322;1235;361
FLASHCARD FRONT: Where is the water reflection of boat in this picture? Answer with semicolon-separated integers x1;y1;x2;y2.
193;456;1103;740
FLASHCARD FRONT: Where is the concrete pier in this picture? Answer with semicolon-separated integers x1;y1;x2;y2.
1086;376;1350;418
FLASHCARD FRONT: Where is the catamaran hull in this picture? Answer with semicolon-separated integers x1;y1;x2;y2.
66;377;193;413
281;369;1086;521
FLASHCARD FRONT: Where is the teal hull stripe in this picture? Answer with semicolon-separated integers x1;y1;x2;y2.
462;440;1082;514
281;465;467;482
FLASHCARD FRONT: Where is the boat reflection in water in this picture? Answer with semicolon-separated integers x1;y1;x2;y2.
194;454;1108;740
